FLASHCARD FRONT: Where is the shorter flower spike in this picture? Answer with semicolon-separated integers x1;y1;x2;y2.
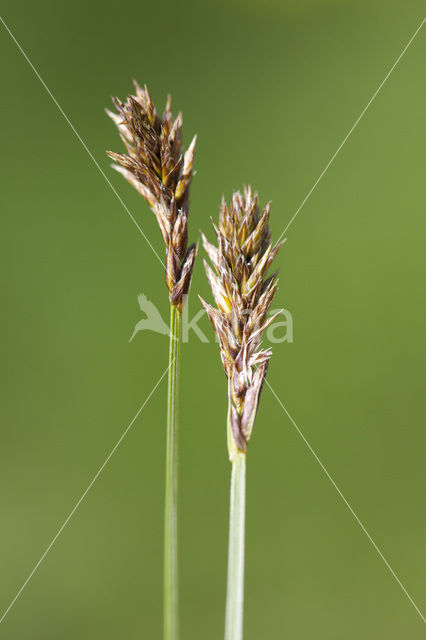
106;81;197;310
200;187;285;459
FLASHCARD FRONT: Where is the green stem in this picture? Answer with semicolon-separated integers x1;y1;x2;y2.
164;304;181;640
225;453;246;640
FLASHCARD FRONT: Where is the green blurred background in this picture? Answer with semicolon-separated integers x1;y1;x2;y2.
1;0;425;637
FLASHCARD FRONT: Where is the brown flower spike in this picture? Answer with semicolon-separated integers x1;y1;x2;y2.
200;187;285;460
106;81;197;310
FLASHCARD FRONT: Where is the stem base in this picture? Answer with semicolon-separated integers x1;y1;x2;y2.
164;305;182;640
225;454;246;640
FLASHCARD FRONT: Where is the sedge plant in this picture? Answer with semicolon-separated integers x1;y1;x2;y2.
200;187;284;640
106;82;197;640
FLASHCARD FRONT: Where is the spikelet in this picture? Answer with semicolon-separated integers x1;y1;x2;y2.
106;81;197;310
200;187;285;459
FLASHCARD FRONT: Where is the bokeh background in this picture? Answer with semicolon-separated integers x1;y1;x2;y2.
1;0;425;638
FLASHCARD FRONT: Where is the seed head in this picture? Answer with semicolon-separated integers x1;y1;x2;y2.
106;81;197;310
200;187;285;459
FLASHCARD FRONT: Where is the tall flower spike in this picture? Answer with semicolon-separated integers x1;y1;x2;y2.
106;81;197;310
200;187;285;460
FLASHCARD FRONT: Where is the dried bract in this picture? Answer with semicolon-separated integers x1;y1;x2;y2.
200;187;284;458
106;81;197;309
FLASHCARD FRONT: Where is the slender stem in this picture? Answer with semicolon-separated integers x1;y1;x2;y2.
164;304;182;640
225;453;246;640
